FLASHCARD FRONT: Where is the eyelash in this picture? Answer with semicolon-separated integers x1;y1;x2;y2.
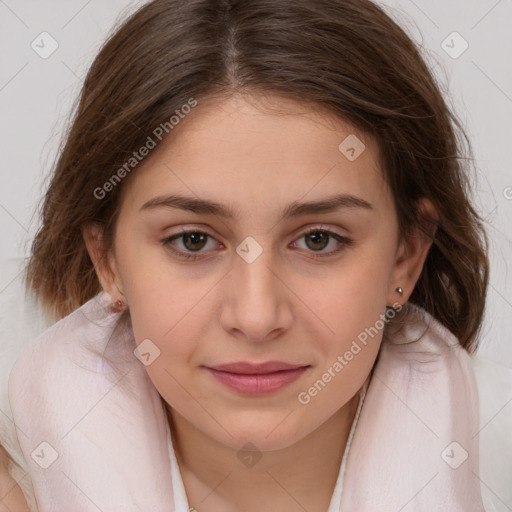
160;227;353;262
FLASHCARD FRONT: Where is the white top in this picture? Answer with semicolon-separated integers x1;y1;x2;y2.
165;377;370;511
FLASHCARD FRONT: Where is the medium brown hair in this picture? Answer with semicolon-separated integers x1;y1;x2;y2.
24;0;489;351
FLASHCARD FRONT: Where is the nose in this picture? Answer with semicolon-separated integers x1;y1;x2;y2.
219;246;294;343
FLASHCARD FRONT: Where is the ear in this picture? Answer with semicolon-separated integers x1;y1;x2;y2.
387;198;439;307
83;222;125;302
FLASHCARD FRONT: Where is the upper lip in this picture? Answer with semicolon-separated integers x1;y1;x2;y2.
206;361;309;374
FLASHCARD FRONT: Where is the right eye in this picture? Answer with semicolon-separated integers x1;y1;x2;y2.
161;230;222;261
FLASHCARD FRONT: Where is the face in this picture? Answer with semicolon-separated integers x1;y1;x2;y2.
88;93;429;452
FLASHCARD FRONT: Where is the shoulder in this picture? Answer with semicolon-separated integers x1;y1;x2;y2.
471;354;512;424
0;258;55;512
470;354;512;511
0;444;30;512
7;288;117;433
0;257;57;418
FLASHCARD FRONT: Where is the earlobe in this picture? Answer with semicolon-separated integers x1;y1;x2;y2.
387;198;438;307
83;222;124;301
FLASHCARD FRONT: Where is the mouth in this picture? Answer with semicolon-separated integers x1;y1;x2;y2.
203;361;311;395
207;361;309;374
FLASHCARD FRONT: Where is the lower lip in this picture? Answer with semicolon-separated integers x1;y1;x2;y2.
205;367;309;395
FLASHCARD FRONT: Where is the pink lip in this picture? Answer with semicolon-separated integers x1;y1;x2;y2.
204;361;310;395
208;361;307;374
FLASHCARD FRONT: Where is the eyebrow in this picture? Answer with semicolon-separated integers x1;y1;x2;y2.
139;193;373;220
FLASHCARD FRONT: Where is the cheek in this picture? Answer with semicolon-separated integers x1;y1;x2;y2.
295;250;392;349
115;232;196;335
296;341;379;427
113;240;201;401
291;247;392;410
296;289;383;410
130;305;202;410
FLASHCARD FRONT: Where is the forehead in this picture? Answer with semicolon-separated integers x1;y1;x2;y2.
119;93;389;217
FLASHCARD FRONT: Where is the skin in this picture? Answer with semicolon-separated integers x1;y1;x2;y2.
85;92;437;512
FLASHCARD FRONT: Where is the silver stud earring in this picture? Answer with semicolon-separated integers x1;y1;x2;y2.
396;287;403;294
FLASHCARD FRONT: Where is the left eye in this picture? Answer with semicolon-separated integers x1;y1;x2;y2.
292;228;352;257
161;228;352;261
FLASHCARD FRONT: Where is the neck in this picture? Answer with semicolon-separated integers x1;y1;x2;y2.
165;391;361;512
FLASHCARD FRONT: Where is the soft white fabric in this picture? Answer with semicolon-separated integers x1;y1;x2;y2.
0;258;56;512
471;355;512;511
1;257;511;511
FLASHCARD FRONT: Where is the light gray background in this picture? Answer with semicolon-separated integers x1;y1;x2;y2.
0;0;510;366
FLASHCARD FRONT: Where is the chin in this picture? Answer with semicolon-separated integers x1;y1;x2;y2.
210;418;307;452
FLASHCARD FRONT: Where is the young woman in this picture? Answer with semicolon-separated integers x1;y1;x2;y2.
2;0;511;511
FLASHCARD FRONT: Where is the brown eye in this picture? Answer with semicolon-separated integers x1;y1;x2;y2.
304;230;330;251
161;230;219;261
181;232;208;251
293;228;353;258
